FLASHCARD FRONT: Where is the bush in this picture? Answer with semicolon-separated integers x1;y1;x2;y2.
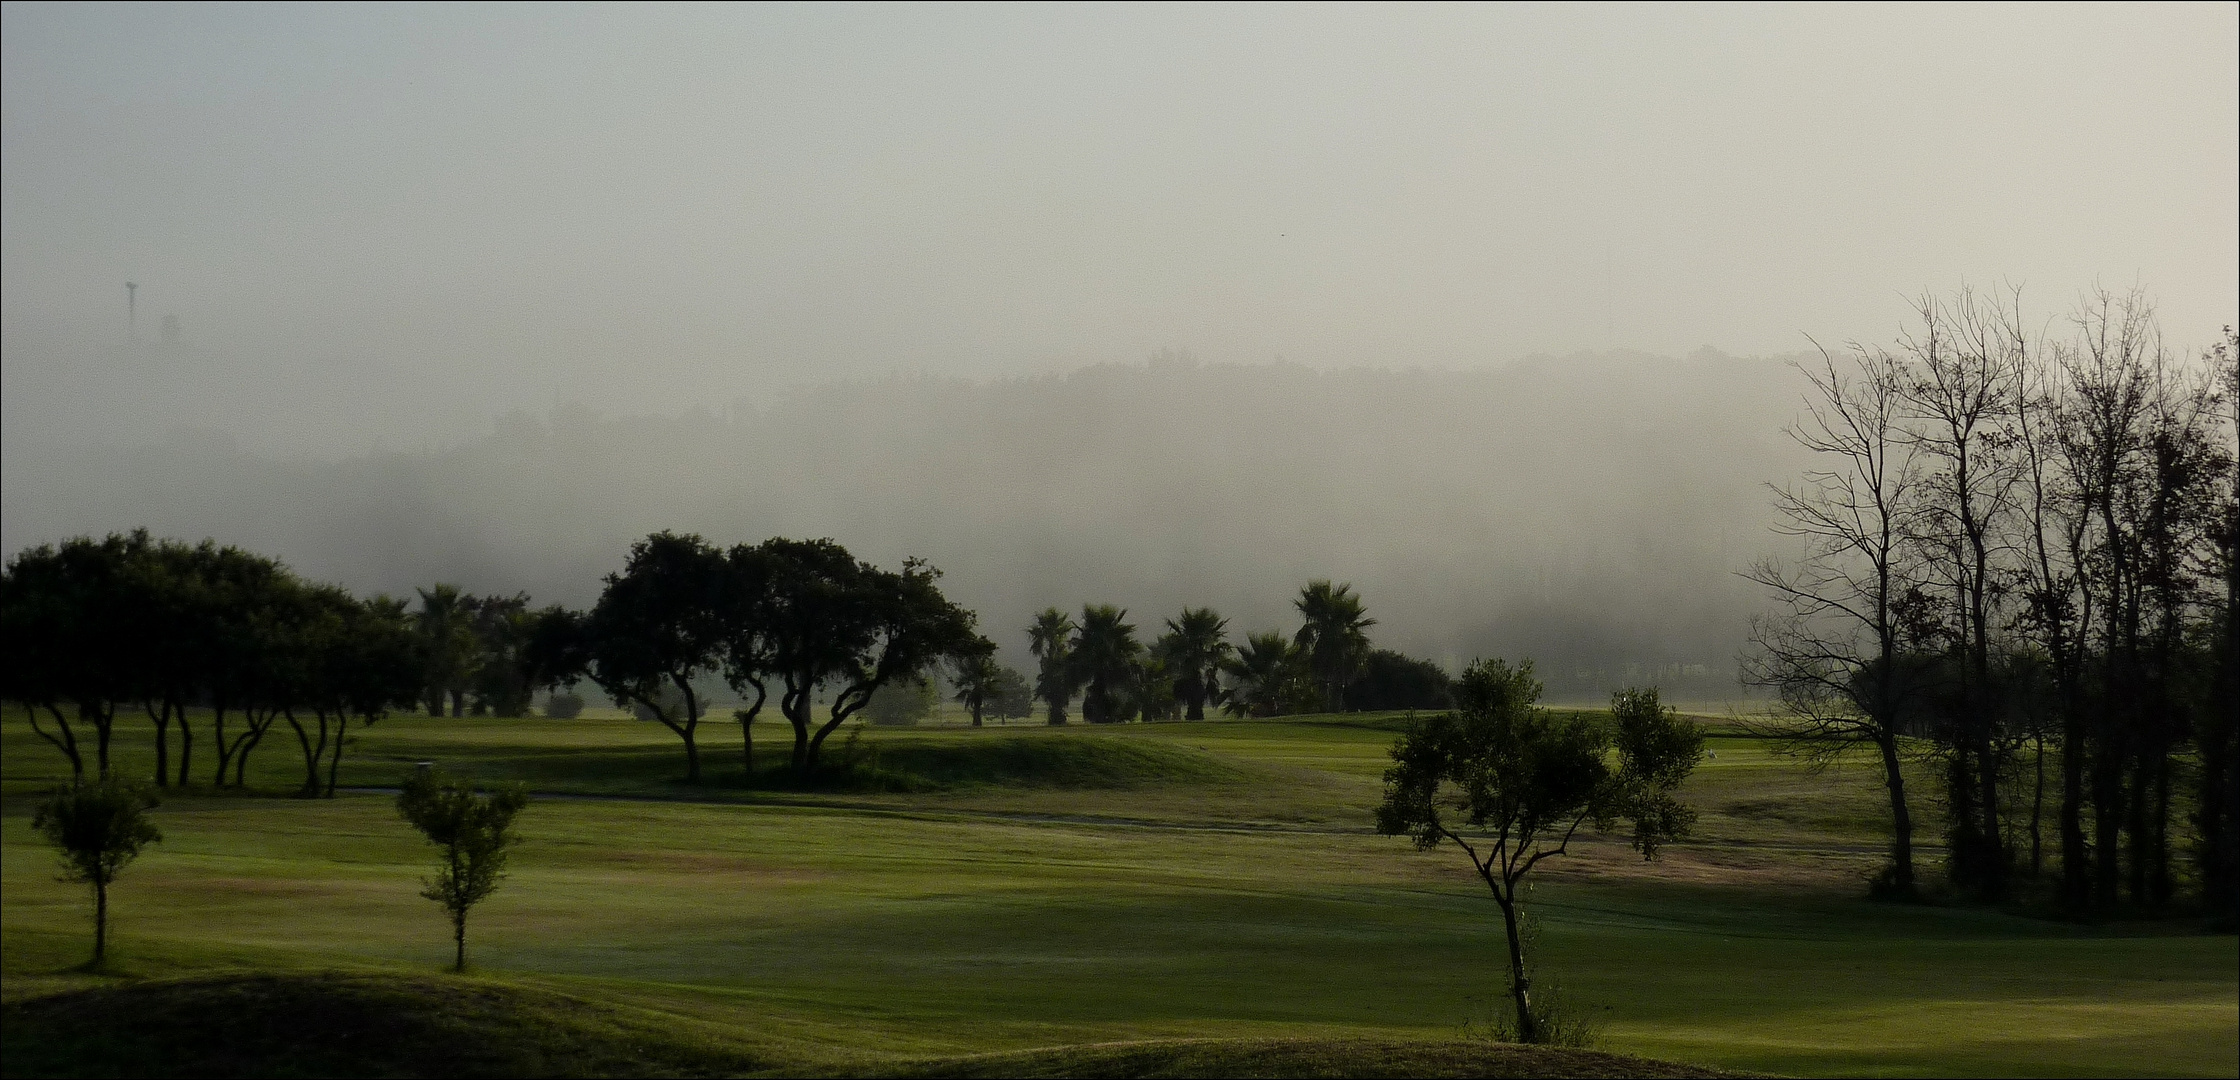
542;691;585;719
863;677;937;726
1346;649;1455;711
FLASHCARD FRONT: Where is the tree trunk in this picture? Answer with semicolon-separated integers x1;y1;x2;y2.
2127;750;2151;905
1877;732;1916;896
1495;890;1534;1043
2060;690;2088;912
787;689;814;775
177;704;194;788
151;701;171;788
453;910;467;972
92;703;114;780
2093;731;2124;911
286;708;328;798
93;877;108;965
2029;733;2046;877
737;683;767;780
29;704;84;784
2150;753;2173;906
326;716;350;798
211;703;233;787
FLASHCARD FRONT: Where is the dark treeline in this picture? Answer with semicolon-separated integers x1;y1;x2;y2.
1748;289;2238;921
0;531;426;796
4;525;1459;795
1024;580;1454;725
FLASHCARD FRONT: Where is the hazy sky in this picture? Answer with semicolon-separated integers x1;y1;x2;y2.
4;3;2236;452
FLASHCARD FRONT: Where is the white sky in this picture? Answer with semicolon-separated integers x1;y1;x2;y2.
4;3;2235;451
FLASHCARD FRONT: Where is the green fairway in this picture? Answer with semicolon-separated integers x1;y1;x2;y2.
5;710;2235;1077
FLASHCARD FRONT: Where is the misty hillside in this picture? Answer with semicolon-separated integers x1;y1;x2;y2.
1;352;1813;691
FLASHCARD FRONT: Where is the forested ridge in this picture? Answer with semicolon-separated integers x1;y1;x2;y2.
2;352;1807;691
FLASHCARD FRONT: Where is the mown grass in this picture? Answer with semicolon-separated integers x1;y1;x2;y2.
4;708;2234;1077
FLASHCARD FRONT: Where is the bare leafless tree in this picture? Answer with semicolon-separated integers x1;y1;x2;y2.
1744;340;1926;897
1897;288;2029;897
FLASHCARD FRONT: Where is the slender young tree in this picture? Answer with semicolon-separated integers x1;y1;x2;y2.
396;768;527;972
1377;665;1702;1043
34;781;161;966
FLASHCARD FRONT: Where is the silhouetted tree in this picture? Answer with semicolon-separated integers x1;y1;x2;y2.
1224;631;1309;718
1295;581;1375;711
1027;607;1079;725
285;591;422;798
1156;607;1232;721
1898;288;2027;898
1744;341;1928;899
415;584;479;718
1345;650;1455;711
719;544;777;775
1070;605;1140;724
2199;326;2240;924
579;533;729;783
948;637;1001;727
757;538;978;773
466;593;537;717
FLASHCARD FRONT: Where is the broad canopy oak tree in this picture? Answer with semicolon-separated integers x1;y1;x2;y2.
758;538;980;774
574;533;731;784
1377;661;1703;1044
546;534;982;782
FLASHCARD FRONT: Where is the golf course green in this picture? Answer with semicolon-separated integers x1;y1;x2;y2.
5;708;2234;1077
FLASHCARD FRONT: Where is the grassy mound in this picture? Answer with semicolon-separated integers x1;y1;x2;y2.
1;974;1741;1078
839;734;1253;792
875;1036;1738;1078
0;973;769;1078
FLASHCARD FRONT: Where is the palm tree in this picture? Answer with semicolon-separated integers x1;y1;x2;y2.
1293;580;1375;712
1026;607;1078;725
415;584;480;717
1224;631;1304;718
1070;604;1140;724
949;638;1001;727
1156;607;1233;721
1128;652;1176;723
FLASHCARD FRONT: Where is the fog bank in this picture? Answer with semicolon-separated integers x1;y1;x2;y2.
2;352;1810;692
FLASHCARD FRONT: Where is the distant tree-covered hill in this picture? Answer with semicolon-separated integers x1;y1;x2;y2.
0;351;1812;691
